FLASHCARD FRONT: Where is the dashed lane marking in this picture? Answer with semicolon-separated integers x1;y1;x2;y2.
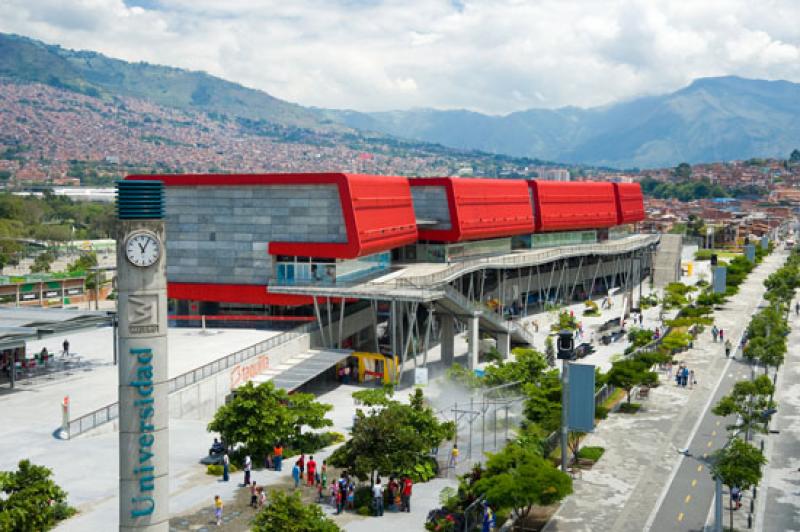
678;512;685;522
691;479;697;487
685;494;692;504
697;465;703;472
707;440;713;448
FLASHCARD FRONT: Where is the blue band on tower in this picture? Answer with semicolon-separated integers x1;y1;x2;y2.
116;180;165;220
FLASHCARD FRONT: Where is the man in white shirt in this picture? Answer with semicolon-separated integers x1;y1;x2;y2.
372;477;384;516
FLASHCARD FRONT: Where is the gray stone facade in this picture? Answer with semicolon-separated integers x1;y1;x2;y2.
165;185;346;285
411;185;451;230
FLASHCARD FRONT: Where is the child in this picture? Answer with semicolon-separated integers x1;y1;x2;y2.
317;480;325;502
292;462;301;489
214;495;223;526
250;481;258;508
347;483;355;510
257;486;266;508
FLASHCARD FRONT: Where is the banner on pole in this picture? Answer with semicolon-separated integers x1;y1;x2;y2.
568;363;595;432
713;266;727;294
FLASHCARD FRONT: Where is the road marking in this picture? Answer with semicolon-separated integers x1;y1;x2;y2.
698;465;703;472
703;452;709;459
692;479;697;487
678;512;685;522
712;430;717;436
707;440;713;448
716;420;721;426
685;494;692;504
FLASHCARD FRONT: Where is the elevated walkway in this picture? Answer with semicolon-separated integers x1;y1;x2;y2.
652;234;682;287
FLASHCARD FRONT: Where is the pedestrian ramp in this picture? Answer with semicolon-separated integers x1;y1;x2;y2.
250;348;353;391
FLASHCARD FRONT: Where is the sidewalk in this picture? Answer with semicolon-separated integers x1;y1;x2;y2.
754;294;800;532
543;250;786;531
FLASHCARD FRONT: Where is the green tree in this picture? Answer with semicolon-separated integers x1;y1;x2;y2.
30;251;55;273
606;358;658;405
789;149;800;163
711;439;766;532
0;459;76;531
484;348;547;386
544;336;556;368
252;490;340;532
674;162;692;179
207;381;332;458
328;390;454;483
712;376;775;437
473;442;572;519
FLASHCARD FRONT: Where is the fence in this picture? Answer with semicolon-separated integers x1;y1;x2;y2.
64;321;319;439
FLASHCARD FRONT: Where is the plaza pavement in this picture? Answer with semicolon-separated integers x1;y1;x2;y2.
543;249;786;532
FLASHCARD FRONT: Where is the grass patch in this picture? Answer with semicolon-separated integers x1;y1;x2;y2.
618;402;642;414
602;388;626;410
577;446;605;462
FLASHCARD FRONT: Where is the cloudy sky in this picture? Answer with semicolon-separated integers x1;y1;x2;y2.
1;0;800;114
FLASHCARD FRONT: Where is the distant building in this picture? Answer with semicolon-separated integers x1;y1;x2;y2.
537;168;571;181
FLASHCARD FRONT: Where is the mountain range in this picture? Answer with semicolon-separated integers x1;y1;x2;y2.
2;32;799;169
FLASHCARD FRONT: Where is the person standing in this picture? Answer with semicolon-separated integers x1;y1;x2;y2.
307;455;317;486
719;328;724;342
689;370;696;389
725;339;732;358
273;442;283;471
62;339;70;357
214;495;223;526
711;325;718;343
292;461;301;489
372;477;384;516
222;453;230;482
482;502;494;532
449;444;459;470
401;475;412;513
249;481;258;508
297;453;306;478
795;302;799;316
243;455;252;487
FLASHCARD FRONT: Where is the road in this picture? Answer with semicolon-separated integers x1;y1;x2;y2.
647;354;753;531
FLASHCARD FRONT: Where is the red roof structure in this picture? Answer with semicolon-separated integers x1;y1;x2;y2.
127;173;418;258
613;183;646;224
528;180;619;232
409;178;534;242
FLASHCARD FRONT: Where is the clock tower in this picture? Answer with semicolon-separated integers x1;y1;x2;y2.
116;180;169;531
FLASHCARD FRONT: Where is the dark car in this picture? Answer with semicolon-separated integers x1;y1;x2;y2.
575;343;596;358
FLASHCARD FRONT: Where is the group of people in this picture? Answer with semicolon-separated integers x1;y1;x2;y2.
711;325;735;357
370;475;414;516
291;453;326;489
671;363;696;388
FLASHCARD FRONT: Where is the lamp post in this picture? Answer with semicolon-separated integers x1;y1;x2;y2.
557;329;575;472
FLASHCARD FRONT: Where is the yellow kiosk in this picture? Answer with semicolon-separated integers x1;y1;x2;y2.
347;352;400;385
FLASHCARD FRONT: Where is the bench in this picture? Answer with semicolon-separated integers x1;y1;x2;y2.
638;386;650;400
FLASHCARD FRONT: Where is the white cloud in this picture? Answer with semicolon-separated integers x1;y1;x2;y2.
1;0;799;114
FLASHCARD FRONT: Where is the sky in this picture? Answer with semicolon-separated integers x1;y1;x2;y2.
1;0;800;115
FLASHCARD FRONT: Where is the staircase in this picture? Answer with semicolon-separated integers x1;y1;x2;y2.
440;285;536;346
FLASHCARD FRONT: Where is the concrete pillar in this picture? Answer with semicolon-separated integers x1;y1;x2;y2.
468;313;480;371
117;217;169;529
440;314;455;367
497;332;510;360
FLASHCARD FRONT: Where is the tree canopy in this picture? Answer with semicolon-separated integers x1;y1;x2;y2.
0;460;75;531
328;388;454;483
712;375;775;437
252;490;340;532
207;381;332;457
473;442;572;518
606;357;658;404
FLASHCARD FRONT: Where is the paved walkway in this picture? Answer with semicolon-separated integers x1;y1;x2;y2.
756;294;800;532
543;249;786;531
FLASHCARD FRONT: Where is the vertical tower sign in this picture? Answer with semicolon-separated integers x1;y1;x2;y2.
116;180;169;531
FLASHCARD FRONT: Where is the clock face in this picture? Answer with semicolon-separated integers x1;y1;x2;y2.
125;232;161;267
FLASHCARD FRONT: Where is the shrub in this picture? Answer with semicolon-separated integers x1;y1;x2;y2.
594;406;609;420
618;403;641;414
577;446;605;462
206;463;239;475
0;460;76;531
356;506;371;516
354;486;373;510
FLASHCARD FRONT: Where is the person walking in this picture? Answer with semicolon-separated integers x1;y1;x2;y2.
449;443;459;469
62;339;70;357
482;502;495;532
401;475;412;513
307;455;317;486
297;453;305;478
719;328;724;342
214;495;223;526
689;370;696;389
243;455;252;487
711;325;719;343
222;453;230;482
725;339;732;358
372;477;384;516
292;461;301;489
795;302;799;316
273;442;283;471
